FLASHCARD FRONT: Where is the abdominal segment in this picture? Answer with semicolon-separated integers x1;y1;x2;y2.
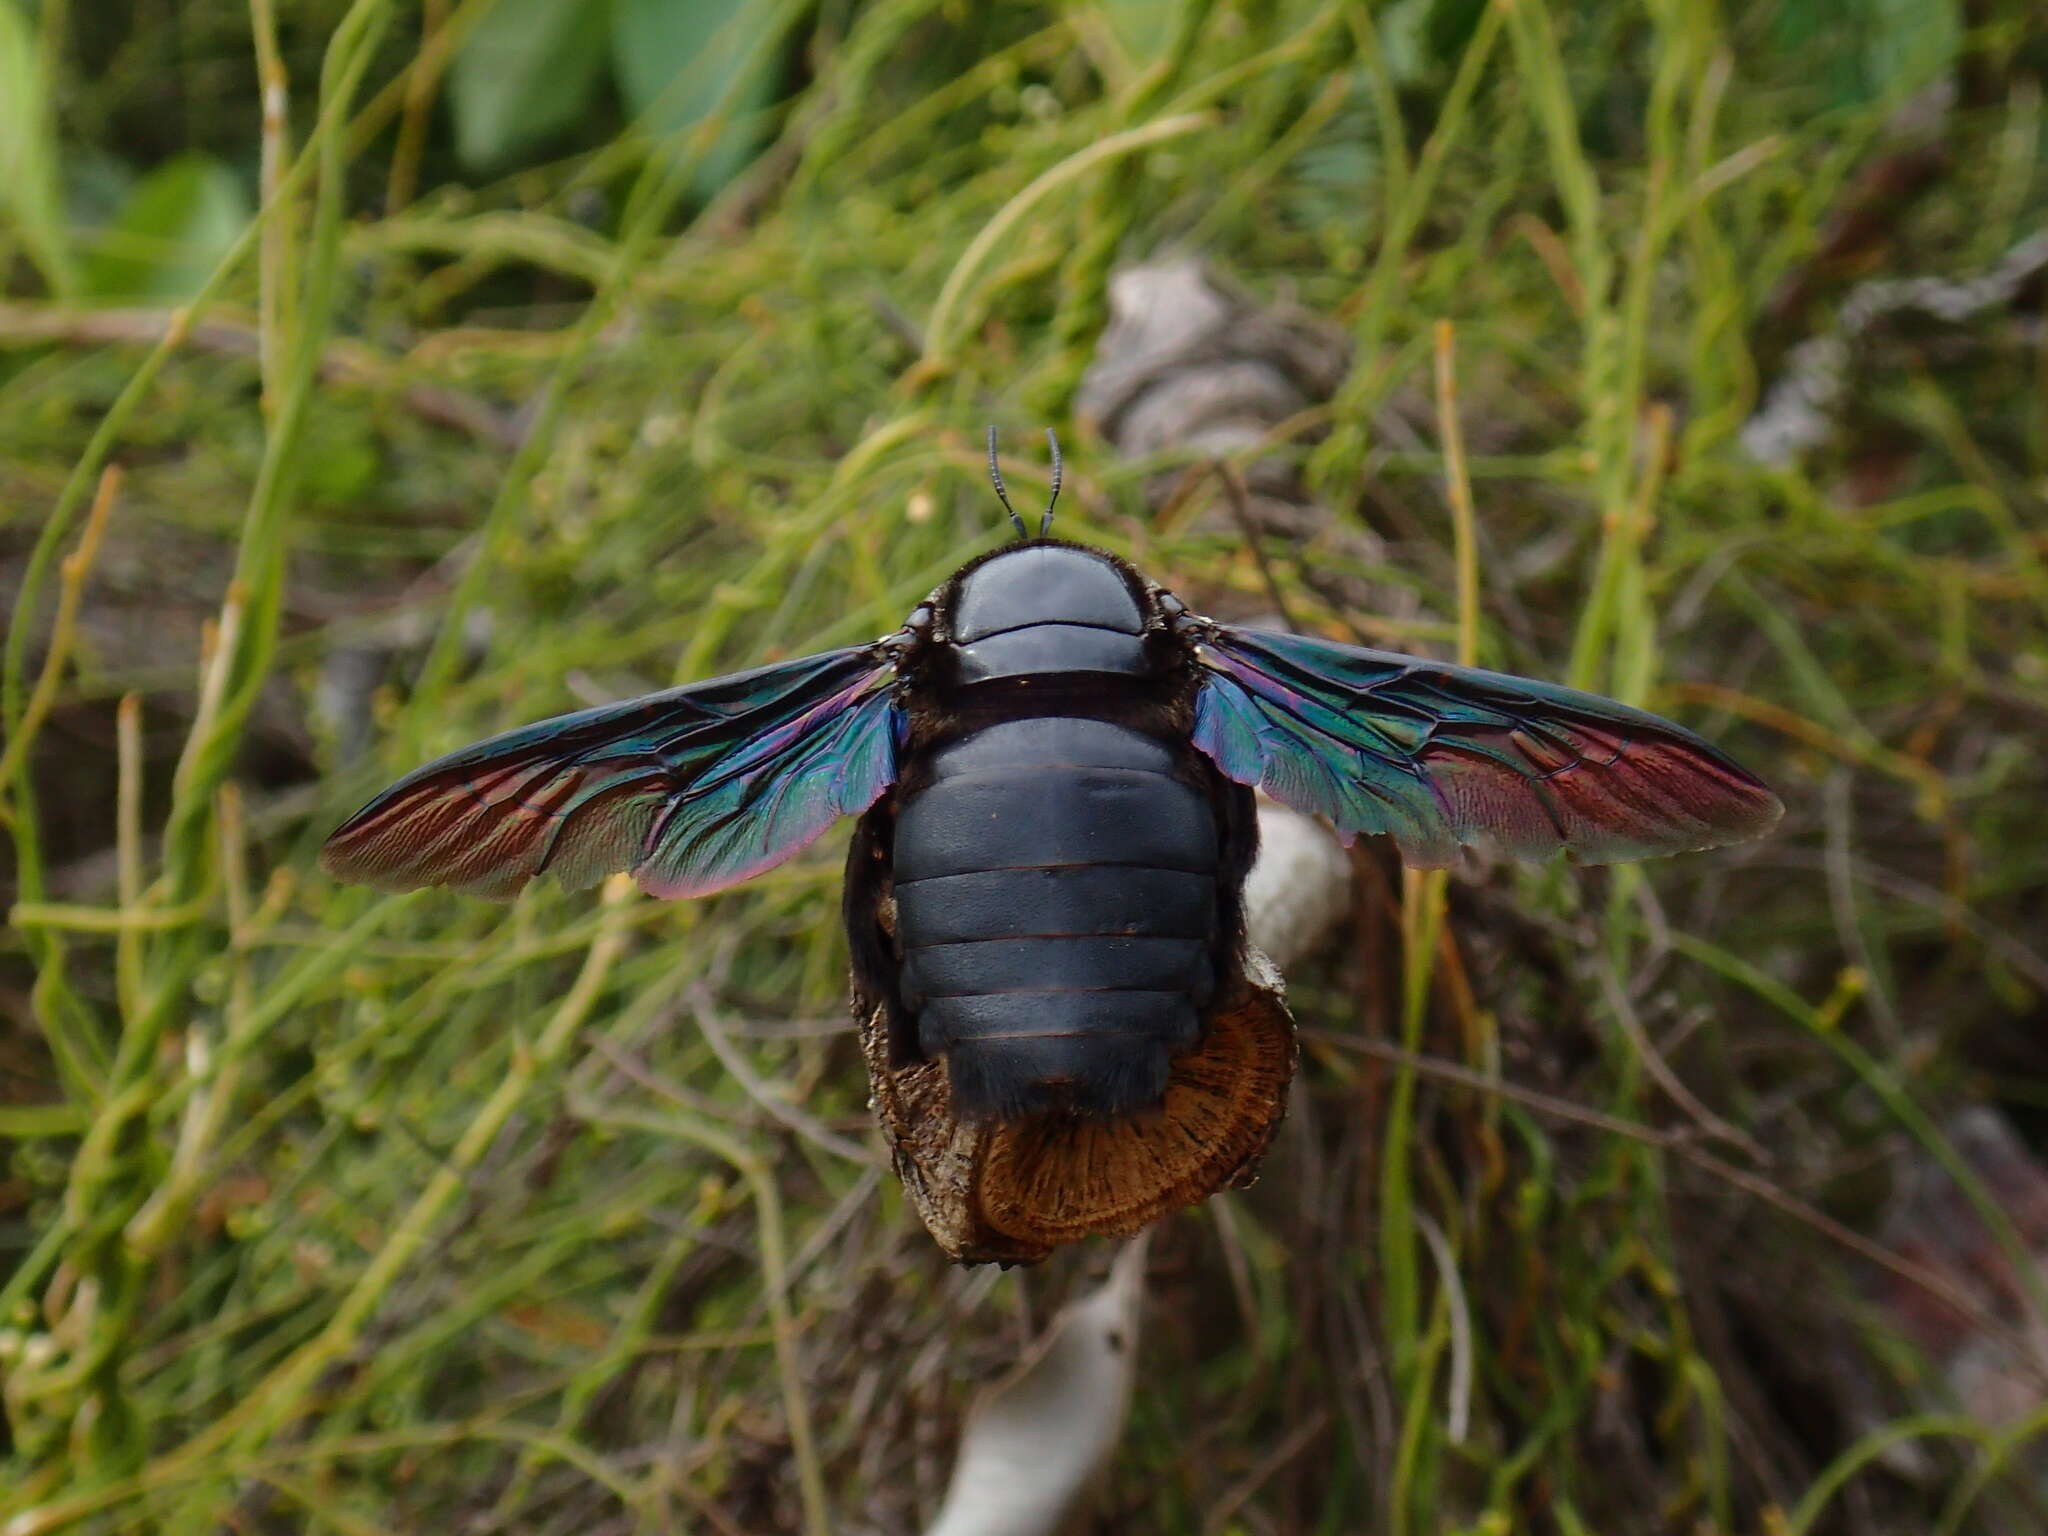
889;716;1223;1119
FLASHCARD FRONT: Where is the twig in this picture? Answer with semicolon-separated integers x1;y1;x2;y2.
1595;964;1767;1164
1311;1030;2048;1395
920;112;1214;371
1760;130;1949;347
384;0;447;214
0;303;523;448
687;985;877;1166
1433;319;1479;668
569;1046;831;1536
249;0;293;411
1213;459;1301;633
114;694;145;1031
340;0;498;158
0;466;120;796
1201;1407;1332;1536
1755;846;2048;996
1415;1213;1471;1445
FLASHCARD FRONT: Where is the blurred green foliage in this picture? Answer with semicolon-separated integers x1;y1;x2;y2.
2;0;2048;1533
81;153;252;302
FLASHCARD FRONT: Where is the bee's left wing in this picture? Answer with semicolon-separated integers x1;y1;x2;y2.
1188;625;1781;868
321;646;903;900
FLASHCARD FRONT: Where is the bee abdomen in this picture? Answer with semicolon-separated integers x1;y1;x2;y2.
891;717;1223;1120
944;1029;1186;1123
903;935;1211;997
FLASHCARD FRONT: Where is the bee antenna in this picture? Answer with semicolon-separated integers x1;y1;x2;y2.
986;425;1028;540
1040;427;1062;539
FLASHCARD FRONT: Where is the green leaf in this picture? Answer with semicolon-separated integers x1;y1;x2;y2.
1100;0;1180;65
82;151;249;302
0;0;76;295
1373;0;1435;87
611;0;784;200
449;0;612;172
1859;0;1958;106
1770;0;1959;108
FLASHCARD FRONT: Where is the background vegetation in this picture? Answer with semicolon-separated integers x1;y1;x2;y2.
4;0;2048;1531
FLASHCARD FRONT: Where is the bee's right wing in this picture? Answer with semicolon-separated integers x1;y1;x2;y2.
321;646;903;900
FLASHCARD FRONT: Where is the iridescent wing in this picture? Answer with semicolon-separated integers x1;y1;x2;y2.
1189;626;1781;867
321;646;903;900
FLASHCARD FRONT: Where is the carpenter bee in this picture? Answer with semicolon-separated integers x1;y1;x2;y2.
323;430;1780;1263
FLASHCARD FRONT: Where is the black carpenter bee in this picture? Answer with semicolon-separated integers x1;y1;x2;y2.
324;429;1780;1260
